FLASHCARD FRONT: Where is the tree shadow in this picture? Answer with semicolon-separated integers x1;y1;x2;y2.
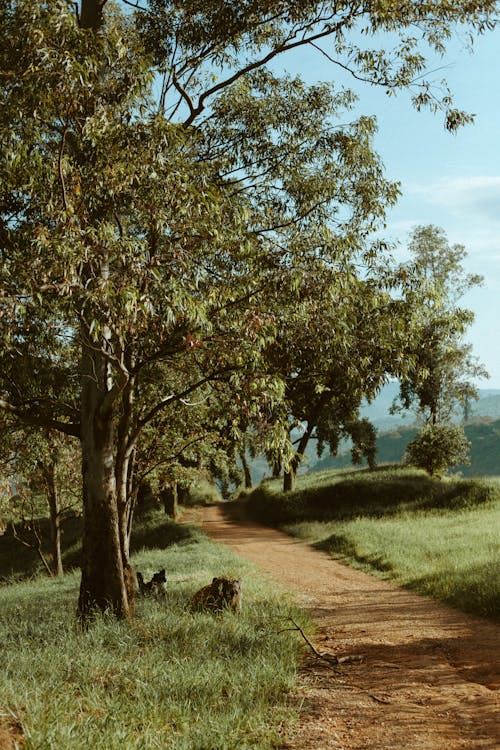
0;511;199;583
130;517;197;553
0;514;83;582
312;533;394;573
407;562;500;621
245;471;496;525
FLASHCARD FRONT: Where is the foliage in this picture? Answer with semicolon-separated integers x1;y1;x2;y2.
261;268;411;489
393;225;488;424
404;423;471;477
0;427;81;516
1;0;498;619
138;0;499;131
0;421;81;574
184;480;222;506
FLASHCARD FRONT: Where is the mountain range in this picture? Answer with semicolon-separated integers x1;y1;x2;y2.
245;385;500;483
314;384;500;477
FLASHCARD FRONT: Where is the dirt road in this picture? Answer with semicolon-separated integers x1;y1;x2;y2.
199;503;499;750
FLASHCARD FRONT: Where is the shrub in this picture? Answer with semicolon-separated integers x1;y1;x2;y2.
185;480;222;506
404;423;471;477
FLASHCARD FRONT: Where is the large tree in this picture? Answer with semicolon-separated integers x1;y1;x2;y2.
1;0;498;623
260;264;411;490
394;225;488;425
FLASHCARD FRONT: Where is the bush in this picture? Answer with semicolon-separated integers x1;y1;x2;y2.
404;424;471;477
185;480;222;506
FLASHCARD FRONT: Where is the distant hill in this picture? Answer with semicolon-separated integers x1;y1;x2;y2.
313;418;500;477
246;385;500;482
360;383;500;428
469;394;500;420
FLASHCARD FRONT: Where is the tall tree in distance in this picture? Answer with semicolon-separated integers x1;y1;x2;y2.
261;265;411;490
0;420;81;576
395;225;488;425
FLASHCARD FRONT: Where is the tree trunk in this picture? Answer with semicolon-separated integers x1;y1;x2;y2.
239;450;253;489
282;426;314;492
271;456;282;478
71;2;134;624
116;374;137;614
44;459;64;576
77;342;132;625
116;451;136;617
283;467;296;492
160;483;179;520
79;0;107;29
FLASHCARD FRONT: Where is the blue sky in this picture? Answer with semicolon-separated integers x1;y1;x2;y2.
276;28;500;388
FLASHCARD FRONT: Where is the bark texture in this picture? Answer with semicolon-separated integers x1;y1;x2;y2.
77;342;134;623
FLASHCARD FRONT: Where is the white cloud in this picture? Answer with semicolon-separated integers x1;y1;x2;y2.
380;176;500;265
407;175;500;224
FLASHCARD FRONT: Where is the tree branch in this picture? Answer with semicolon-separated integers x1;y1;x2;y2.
136;433;212;485
0;399;80;437
182;24;341;126
58;125;69;213
137;371;229;431
308;41;392;86
172;69;196;121
120;0;147;12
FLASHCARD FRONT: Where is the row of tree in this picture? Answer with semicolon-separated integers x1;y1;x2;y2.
0;0;496;624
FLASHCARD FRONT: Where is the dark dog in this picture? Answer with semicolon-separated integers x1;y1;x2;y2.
136;568;168;598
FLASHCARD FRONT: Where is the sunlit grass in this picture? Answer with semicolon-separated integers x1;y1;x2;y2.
247;468;500;619
0;516;303;749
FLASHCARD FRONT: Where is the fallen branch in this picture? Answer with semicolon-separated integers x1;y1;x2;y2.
283;617;363;665
284;617;391;705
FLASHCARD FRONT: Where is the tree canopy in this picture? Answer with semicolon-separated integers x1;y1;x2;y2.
1;0;498;621
394;225;488;425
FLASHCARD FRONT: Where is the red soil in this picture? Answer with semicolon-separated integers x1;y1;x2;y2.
198;503;500;750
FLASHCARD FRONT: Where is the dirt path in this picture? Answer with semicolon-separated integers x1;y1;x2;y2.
198;503;499;750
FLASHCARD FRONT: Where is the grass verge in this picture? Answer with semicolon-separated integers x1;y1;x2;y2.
245;467;500;620
0;512;304;749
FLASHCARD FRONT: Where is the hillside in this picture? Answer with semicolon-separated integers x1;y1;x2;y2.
360;383;500;427
314;418;500;477
245;386;500;482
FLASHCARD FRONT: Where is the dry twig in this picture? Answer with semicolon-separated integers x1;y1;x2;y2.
283;617;391;705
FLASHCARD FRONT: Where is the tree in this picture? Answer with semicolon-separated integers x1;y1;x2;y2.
404;423;471;477
261;266;411;490
1;0;498;624
0;421;81;575
394;225;488;425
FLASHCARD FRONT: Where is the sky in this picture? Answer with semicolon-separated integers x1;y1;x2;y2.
275;27;500;388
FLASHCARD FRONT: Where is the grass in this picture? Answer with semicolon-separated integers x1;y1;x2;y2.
245;466;500;620
0;510;304;749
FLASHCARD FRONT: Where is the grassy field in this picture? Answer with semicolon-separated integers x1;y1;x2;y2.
245;466;500;620
0;511;304;749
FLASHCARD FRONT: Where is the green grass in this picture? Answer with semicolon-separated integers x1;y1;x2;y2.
0;512;304;749
245;467;500;620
